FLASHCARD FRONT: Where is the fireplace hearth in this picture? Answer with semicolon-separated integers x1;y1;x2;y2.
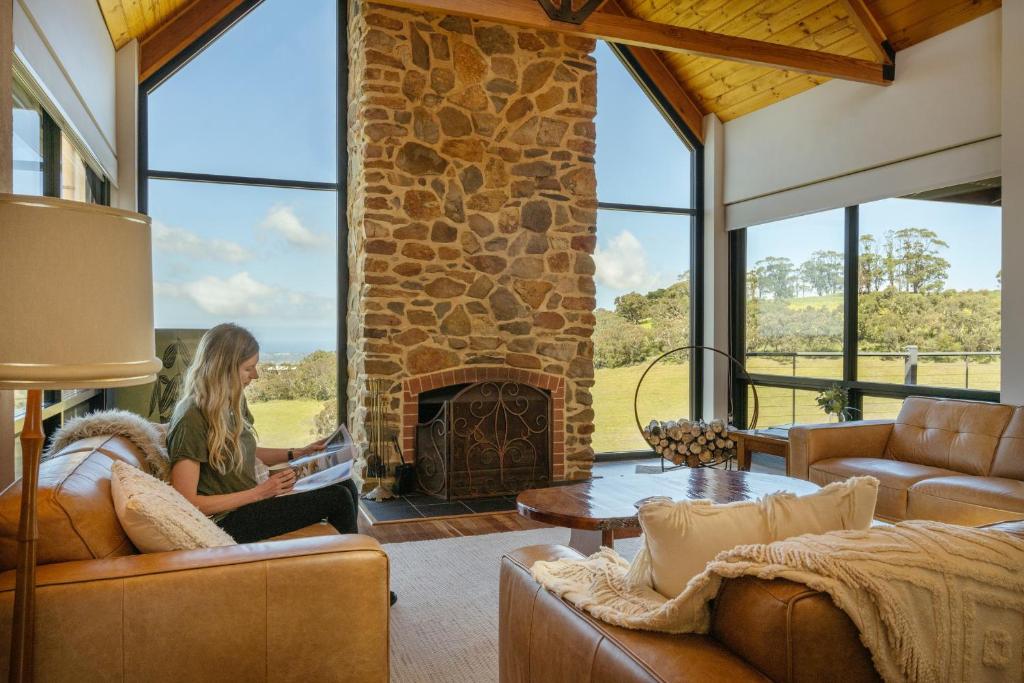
415;381;551;500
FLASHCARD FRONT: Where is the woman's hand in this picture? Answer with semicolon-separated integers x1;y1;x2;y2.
293;437;330;457
253;469;297;500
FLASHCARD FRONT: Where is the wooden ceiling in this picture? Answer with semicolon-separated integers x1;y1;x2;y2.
620;0;1002;122
98;0;1001;129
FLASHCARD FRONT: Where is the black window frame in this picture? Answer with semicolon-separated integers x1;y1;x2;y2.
137;0;347;420
730;203;1000;429
593;45;704;460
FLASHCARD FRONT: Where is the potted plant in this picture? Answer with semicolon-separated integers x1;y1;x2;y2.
816;384;852;422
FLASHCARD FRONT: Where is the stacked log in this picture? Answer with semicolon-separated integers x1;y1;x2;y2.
641;418;736;467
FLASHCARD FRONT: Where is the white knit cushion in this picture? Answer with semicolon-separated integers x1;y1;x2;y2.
110;460;235;553
765;476;879;540
628;498;770;599
627;475;879;598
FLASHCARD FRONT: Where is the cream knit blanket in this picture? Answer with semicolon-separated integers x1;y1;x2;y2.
531;521;1024;683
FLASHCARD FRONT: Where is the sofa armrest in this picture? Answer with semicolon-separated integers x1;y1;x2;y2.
500;546;772;683
789;420;894;480
0;535;389;682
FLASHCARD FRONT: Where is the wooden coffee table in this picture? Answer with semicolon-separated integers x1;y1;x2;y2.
516;468;819;554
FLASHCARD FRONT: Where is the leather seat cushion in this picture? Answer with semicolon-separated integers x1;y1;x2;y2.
270;522;339;541
809;458;959;521
907;476;1024;526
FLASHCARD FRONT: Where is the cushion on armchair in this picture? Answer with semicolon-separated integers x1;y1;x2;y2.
111;461;235;553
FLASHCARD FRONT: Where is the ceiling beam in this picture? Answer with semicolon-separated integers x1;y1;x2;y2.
139;0;250;82
373;0;893;85
837;0;893;65
603;0;705;143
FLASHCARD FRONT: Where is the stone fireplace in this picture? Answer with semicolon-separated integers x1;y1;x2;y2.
346;2;598;486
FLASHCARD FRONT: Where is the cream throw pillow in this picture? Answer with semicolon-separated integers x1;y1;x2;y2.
626;475;879;598
110;460;235;553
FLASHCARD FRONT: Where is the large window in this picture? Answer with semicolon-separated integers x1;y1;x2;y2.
591;42;700;454
735;179;1001;428
141;0;340;447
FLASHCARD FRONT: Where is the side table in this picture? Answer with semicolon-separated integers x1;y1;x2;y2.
733;429;790;472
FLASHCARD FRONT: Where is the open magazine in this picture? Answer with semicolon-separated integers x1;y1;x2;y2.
267;424;354;495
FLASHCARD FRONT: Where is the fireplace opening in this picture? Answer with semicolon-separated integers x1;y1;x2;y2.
414;381;552;500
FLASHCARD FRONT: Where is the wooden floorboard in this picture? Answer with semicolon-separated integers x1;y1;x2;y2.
358;509;550;544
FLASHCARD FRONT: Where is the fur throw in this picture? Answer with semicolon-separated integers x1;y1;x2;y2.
531;521;1024;683
45;409;170;480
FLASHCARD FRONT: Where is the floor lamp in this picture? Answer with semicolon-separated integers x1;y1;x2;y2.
0;195;160;682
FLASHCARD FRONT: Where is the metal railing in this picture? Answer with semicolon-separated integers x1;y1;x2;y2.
746;348;1000;389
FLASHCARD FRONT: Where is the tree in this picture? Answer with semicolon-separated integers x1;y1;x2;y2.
592;309;655;368
859;234;886;293
890;227;950;293
614;292;648;324
799;250;843;296
752;256;797;299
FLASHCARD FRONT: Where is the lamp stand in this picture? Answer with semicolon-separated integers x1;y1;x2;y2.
9;389;42;682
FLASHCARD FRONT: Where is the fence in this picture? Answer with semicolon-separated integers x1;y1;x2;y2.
746;348;1001;426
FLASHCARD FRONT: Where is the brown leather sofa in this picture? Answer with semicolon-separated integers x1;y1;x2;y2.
789;396;1024;525
0;435;389;682
499;520;1024;683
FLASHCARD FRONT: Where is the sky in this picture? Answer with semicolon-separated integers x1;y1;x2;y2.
747;199;1002;292
143;0;999;354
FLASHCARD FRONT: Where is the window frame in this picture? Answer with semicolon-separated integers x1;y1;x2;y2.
137;0;347;421
730;201;1000;429
592;44;704;457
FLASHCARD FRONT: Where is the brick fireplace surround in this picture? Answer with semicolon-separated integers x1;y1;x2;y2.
347;2;598;483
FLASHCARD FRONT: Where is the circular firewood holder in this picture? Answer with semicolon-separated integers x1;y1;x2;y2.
632;345;759;471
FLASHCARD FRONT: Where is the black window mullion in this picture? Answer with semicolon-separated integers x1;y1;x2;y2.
729;228;748;428
41;111;61;198
843;205;862;418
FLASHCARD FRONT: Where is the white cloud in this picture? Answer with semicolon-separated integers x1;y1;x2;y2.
157;272;333;320
593;230;659;291
152;220;253;263
259;205;328;249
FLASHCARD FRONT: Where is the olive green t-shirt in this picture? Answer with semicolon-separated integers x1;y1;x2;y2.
167;397;258;520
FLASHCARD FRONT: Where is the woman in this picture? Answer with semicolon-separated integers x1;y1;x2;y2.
167;323;360;543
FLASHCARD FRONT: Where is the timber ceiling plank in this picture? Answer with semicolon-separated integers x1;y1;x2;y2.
98;0;132;48
836;0;891;63
714;35;873;119
879;0;1001;51
376;0;890;84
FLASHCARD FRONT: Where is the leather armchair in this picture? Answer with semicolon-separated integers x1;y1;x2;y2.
789;398;1024;524
0;436;390;682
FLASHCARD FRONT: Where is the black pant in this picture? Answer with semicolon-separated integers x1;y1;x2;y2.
217;479;360;543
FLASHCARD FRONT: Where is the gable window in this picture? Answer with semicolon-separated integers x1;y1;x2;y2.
139;0;342;445
591;42;702;456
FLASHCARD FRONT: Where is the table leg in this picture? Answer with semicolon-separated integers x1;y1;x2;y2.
569;529;613;555
737;438;751;471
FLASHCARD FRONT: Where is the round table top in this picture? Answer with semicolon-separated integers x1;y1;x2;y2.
516;467;820;531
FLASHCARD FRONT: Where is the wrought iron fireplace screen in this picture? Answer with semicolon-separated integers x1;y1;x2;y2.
415;381;551;500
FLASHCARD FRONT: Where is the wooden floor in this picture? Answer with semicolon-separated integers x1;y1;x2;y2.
357;508;548;544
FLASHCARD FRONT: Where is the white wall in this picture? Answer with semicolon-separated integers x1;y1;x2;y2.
723;10;1001;228
13;0;117;180
113;40;139;210
1001;2;1024;402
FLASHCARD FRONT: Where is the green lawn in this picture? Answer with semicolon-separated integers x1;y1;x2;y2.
248;399;325;448
592;362;690;453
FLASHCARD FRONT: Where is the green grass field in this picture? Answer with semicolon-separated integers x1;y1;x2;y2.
245;353;1000;455
248;399;325;448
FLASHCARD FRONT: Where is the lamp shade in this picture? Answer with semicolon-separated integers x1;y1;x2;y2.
0;194;161;389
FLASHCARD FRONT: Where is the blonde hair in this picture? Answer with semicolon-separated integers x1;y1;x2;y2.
180;323;259;475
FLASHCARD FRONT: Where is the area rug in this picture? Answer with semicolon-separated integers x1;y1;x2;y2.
385;528;642;683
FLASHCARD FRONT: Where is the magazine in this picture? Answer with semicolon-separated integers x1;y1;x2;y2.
267;424;355;495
